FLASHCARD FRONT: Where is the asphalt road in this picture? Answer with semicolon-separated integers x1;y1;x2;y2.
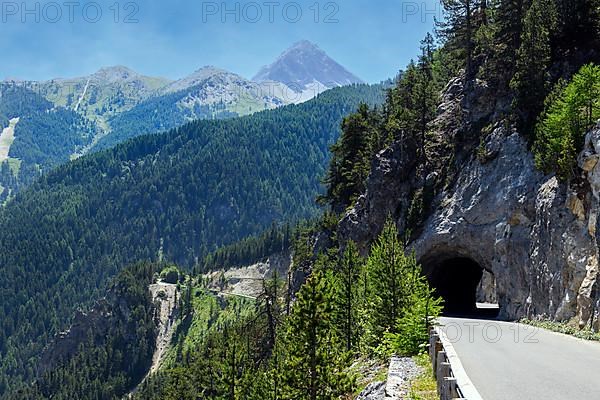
439;317;600;400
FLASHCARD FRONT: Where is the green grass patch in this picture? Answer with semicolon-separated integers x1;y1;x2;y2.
228;94;268;116
408;353;438;400
7;158;21;175
520;318;600;341
162;287;255;368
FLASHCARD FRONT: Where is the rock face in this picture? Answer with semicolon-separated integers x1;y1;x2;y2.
204;251;293;298
356;381;386;400
354;357;421;400
39;280;167;377
411;126;599;323
340;76;599;325
384;357;421;399
38;299;113;374
147;282;179;375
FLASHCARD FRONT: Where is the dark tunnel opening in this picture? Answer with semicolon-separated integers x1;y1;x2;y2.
426;257;498;318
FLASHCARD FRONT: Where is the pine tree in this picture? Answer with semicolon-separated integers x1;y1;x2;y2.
333;241;364;353
415;34;439;165
480;0;530;93
280;270;353;400
437;0;487;79
385;275;442;356
323;103;381;210
363;219;442;354
256;271;283;360
534;63;600;179
365;220;415;340
553;0;600;61
511;0;557;136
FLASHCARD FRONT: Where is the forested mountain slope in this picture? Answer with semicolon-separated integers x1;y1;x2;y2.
92;68;273;151
4;0;599;396
0;83;384;395
5;262;159;400
0;84;96;202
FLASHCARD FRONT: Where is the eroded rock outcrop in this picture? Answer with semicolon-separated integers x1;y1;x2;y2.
147;282;178;375
340;77;599;325
204;251;294;298
39;299;113;374
39;278;168;377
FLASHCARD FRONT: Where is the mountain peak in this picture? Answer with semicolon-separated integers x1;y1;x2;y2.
253;41;363;91
92;66;140;82
192;65;229;76
289;40;321;50
162;65;242;94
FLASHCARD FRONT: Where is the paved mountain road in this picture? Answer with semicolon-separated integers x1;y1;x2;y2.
439;317;600;400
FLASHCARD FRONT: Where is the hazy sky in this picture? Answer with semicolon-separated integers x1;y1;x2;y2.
0;0;440;83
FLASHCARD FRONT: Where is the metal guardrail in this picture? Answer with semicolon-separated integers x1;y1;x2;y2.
429;328;462;399
429;326;483;400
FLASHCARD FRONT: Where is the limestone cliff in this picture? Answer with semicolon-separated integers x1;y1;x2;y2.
204;251;293;298
339;77;599;327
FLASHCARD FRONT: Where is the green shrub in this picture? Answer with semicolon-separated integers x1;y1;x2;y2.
534;63;600;180
160;266;180;284
365;219;442;356
521;318;600;341
385;288;442;356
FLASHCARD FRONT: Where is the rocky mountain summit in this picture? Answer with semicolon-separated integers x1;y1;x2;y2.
31;66;170;118
253;40;364;92
88;65;165;86
161;66;244;94
163;66;286;111
340;76;599;327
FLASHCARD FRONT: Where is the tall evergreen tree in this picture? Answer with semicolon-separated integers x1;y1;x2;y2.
333;241;364;353
323;103;381;210
280;270;352;400
511;0;557;135
480;0;530;92
437;0;486;79
365;219;425;340
386;61;418;139
256;271;284;360
553;0;600;61
415;34;439;165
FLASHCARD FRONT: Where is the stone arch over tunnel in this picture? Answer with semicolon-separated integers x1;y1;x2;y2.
419;250;498;317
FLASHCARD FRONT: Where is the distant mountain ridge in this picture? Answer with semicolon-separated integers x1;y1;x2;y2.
30;66;171;122
10;41;363;111
161;65;233;93
0;41;365;194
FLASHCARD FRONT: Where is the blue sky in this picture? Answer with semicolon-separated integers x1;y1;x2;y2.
0;0;440;83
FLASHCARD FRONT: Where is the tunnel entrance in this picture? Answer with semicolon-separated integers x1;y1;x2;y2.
425;257;498;318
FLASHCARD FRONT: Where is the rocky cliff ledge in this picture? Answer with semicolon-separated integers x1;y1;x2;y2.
340;78;599;328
